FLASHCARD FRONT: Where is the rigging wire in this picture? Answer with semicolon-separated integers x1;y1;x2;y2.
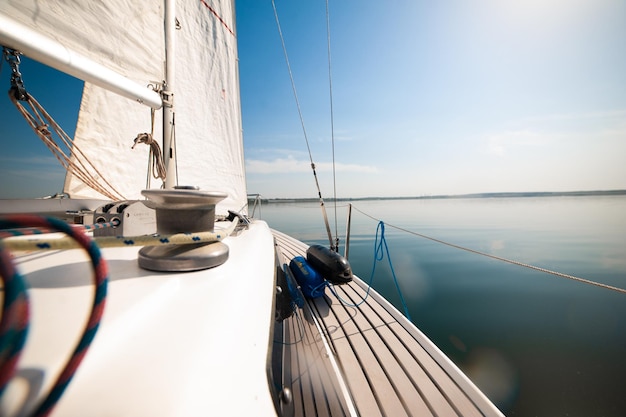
3;48;125;201
271;0;336;251
9;92;126;201
171;111;179;187
351;204;626;295
325;0;339;251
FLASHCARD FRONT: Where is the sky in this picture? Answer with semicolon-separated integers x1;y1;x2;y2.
1;0;625;199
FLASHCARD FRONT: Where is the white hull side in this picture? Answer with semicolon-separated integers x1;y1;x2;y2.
2;220;278;416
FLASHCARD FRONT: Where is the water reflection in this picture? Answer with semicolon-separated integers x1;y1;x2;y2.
258;196;626;416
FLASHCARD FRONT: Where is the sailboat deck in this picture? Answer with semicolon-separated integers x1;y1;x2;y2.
272;229;504;417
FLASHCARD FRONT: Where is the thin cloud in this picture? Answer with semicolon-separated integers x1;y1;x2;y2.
484;117;626;157
246;147;308;158
0;155;61;166
487;109;626;155
327;129;355;142
0;155;64;180
246;155;378;174
522;109;626;124
485;130;545;156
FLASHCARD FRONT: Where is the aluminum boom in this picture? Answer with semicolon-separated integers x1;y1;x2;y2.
0;12;163;109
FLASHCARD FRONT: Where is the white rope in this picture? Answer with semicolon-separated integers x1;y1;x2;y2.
2;219;239;252
134;105;167;189
132;133;167;181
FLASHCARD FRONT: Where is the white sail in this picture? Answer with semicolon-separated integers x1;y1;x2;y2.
1;0;247;214
170;0;247;213
0;1;164;82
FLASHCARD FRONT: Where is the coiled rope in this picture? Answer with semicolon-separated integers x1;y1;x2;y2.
1;218;238;252
351;204;626;295
132;133;166;181
372;222;412;320
132;106;167;188
327;221;413;321
0;215;109;417
0;238;29;397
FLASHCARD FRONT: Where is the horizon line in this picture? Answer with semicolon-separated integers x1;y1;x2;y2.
249;189;626;202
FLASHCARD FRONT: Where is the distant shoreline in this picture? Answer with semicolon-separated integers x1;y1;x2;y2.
251;189;626;204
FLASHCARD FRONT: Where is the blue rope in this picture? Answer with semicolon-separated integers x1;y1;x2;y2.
328;222;396;309
327;252;375;308
327;221;388;308
327;221;412;322
372;221;412;321
310;281;328;299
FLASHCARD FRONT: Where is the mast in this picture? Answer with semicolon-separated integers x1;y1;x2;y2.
163;0;177;189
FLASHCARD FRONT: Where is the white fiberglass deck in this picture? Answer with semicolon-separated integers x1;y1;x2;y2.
2;220;278;417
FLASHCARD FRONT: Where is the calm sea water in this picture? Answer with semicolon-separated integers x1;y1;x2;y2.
255;196;626;417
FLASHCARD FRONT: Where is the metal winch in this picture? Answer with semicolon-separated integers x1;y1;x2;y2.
137;188;229;272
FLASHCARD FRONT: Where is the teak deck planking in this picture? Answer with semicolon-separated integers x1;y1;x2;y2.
272;229;504;417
